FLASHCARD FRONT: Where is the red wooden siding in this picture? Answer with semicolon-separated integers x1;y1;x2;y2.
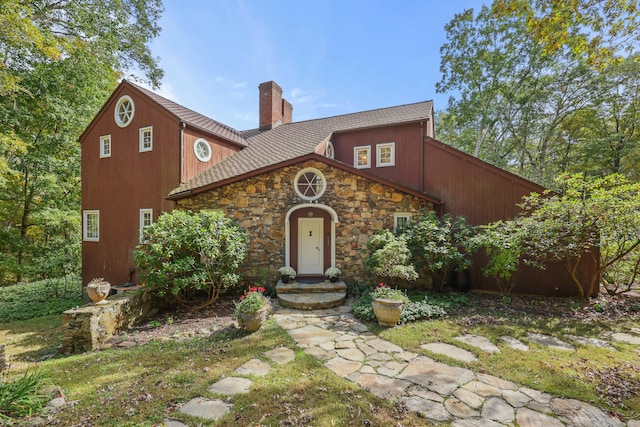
81;87;180;286
181;129;240;183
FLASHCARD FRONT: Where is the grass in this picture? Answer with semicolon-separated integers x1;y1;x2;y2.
0;276;82;323
1;279;639;424
14;321;427;426
380;299;640;420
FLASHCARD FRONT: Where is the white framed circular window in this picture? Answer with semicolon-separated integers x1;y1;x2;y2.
294;167;326;200
114;95;135;127
194;138;212;162
326;141;335;159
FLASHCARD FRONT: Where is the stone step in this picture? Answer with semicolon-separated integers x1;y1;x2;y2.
276;280;347;294
277;292;346;310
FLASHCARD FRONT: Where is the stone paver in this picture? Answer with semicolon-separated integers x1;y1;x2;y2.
267;304;631;427
526;332;575;351
420;342;478;362
500;335;529;351
455;334;501;354
565;334;615;350
179;397;232;421
264;346;296;364
606;332;640;345
234;358;271;377
207;377;253;395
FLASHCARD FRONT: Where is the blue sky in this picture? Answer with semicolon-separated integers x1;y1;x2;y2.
148;0;487;131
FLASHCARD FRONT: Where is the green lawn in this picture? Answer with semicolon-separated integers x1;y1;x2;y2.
1;281;639;425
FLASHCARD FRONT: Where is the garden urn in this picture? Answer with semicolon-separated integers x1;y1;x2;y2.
372;298;405;327
238;305;269;332
86;279;111;304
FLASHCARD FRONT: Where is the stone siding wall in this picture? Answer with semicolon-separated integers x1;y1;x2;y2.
177;160;433;283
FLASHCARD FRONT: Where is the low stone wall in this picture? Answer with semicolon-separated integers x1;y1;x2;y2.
59;289;162;354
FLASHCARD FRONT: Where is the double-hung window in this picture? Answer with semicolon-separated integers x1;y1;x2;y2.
139;209;153;242
376;142;395;167
139;126;153;152
83;210;100;241
393;212;412;233
100;135;111;158
354;145;371;169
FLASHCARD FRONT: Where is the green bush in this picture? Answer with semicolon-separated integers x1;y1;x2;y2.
0;370;49;420
364;230;418;284
0;275;82;323
351;288;467;324
134;210;248;310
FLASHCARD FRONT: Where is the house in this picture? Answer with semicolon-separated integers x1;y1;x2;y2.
80;80;597;297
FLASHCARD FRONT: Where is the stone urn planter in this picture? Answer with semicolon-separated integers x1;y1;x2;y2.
372;298;405;327
237;305;269;332
86;278;111;304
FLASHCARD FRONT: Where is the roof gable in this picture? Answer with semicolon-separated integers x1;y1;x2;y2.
170;101;434;196
79;80;247;147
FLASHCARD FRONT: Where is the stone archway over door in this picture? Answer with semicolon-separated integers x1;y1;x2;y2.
285;203;339;275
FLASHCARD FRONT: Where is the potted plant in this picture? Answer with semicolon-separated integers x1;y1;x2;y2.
324;267;342;282
234;286;270;332
86;277;111;304
278;266;296;284
371;282;409;326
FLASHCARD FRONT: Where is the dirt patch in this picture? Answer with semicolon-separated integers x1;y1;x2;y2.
105;296;237;349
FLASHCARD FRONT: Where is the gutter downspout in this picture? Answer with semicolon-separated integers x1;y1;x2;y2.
179;122;186;183
420;120;424;193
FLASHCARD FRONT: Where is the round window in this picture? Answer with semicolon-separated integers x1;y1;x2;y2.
114;95;135;127
194;138;212;162
326;141;335;159
294;167;326;201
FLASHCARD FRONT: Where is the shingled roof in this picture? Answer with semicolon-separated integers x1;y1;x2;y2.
130;81;248;148
168;100;433;197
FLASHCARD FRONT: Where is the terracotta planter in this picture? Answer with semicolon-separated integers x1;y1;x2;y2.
237;305;269;332
87;281;111;304
372;298;405;327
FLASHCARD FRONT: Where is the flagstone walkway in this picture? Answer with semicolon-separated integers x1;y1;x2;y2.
165;303;640;426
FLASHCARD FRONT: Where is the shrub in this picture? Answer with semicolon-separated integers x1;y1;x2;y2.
365;230;418;284
134;210;248;310
352;287;466;324
403;211;476;292
0;370;48;419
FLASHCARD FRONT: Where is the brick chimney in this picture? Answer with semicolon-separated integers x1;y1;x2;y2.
259;81;293;130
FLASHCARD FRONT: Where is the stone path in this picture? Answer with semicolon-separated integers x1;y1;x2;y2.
164;303;639;426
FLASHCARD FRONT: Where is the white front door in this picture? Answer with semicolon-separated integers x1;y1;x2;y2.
298;217;324;274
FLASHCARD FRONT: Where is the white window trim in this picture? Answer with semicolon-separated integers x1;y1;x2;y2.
83;210;99;242
394;212;412;232
194;138;212;162
376;142;395;167
294;167;327;201
139;208;153;242
325;141;335;159
99;135;111;158
139;126;153;152
354;145;371;169
114;95;135;128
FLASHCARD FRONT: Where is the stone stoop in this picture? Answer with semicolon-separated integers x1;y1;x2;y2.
276;280;346;310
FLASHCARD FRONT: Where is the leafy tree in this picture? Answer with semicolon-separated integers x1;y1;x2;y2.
134;210;249;310
0;0;164;284
475;220;524;295
492;0;640;70
516;174;640;298
437;5;595;184
364;230;418;285
403;211;477;292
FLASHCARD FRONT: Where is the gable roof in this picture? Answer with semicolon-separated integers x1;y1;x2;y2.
79;80;247;148
169;100;434;197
